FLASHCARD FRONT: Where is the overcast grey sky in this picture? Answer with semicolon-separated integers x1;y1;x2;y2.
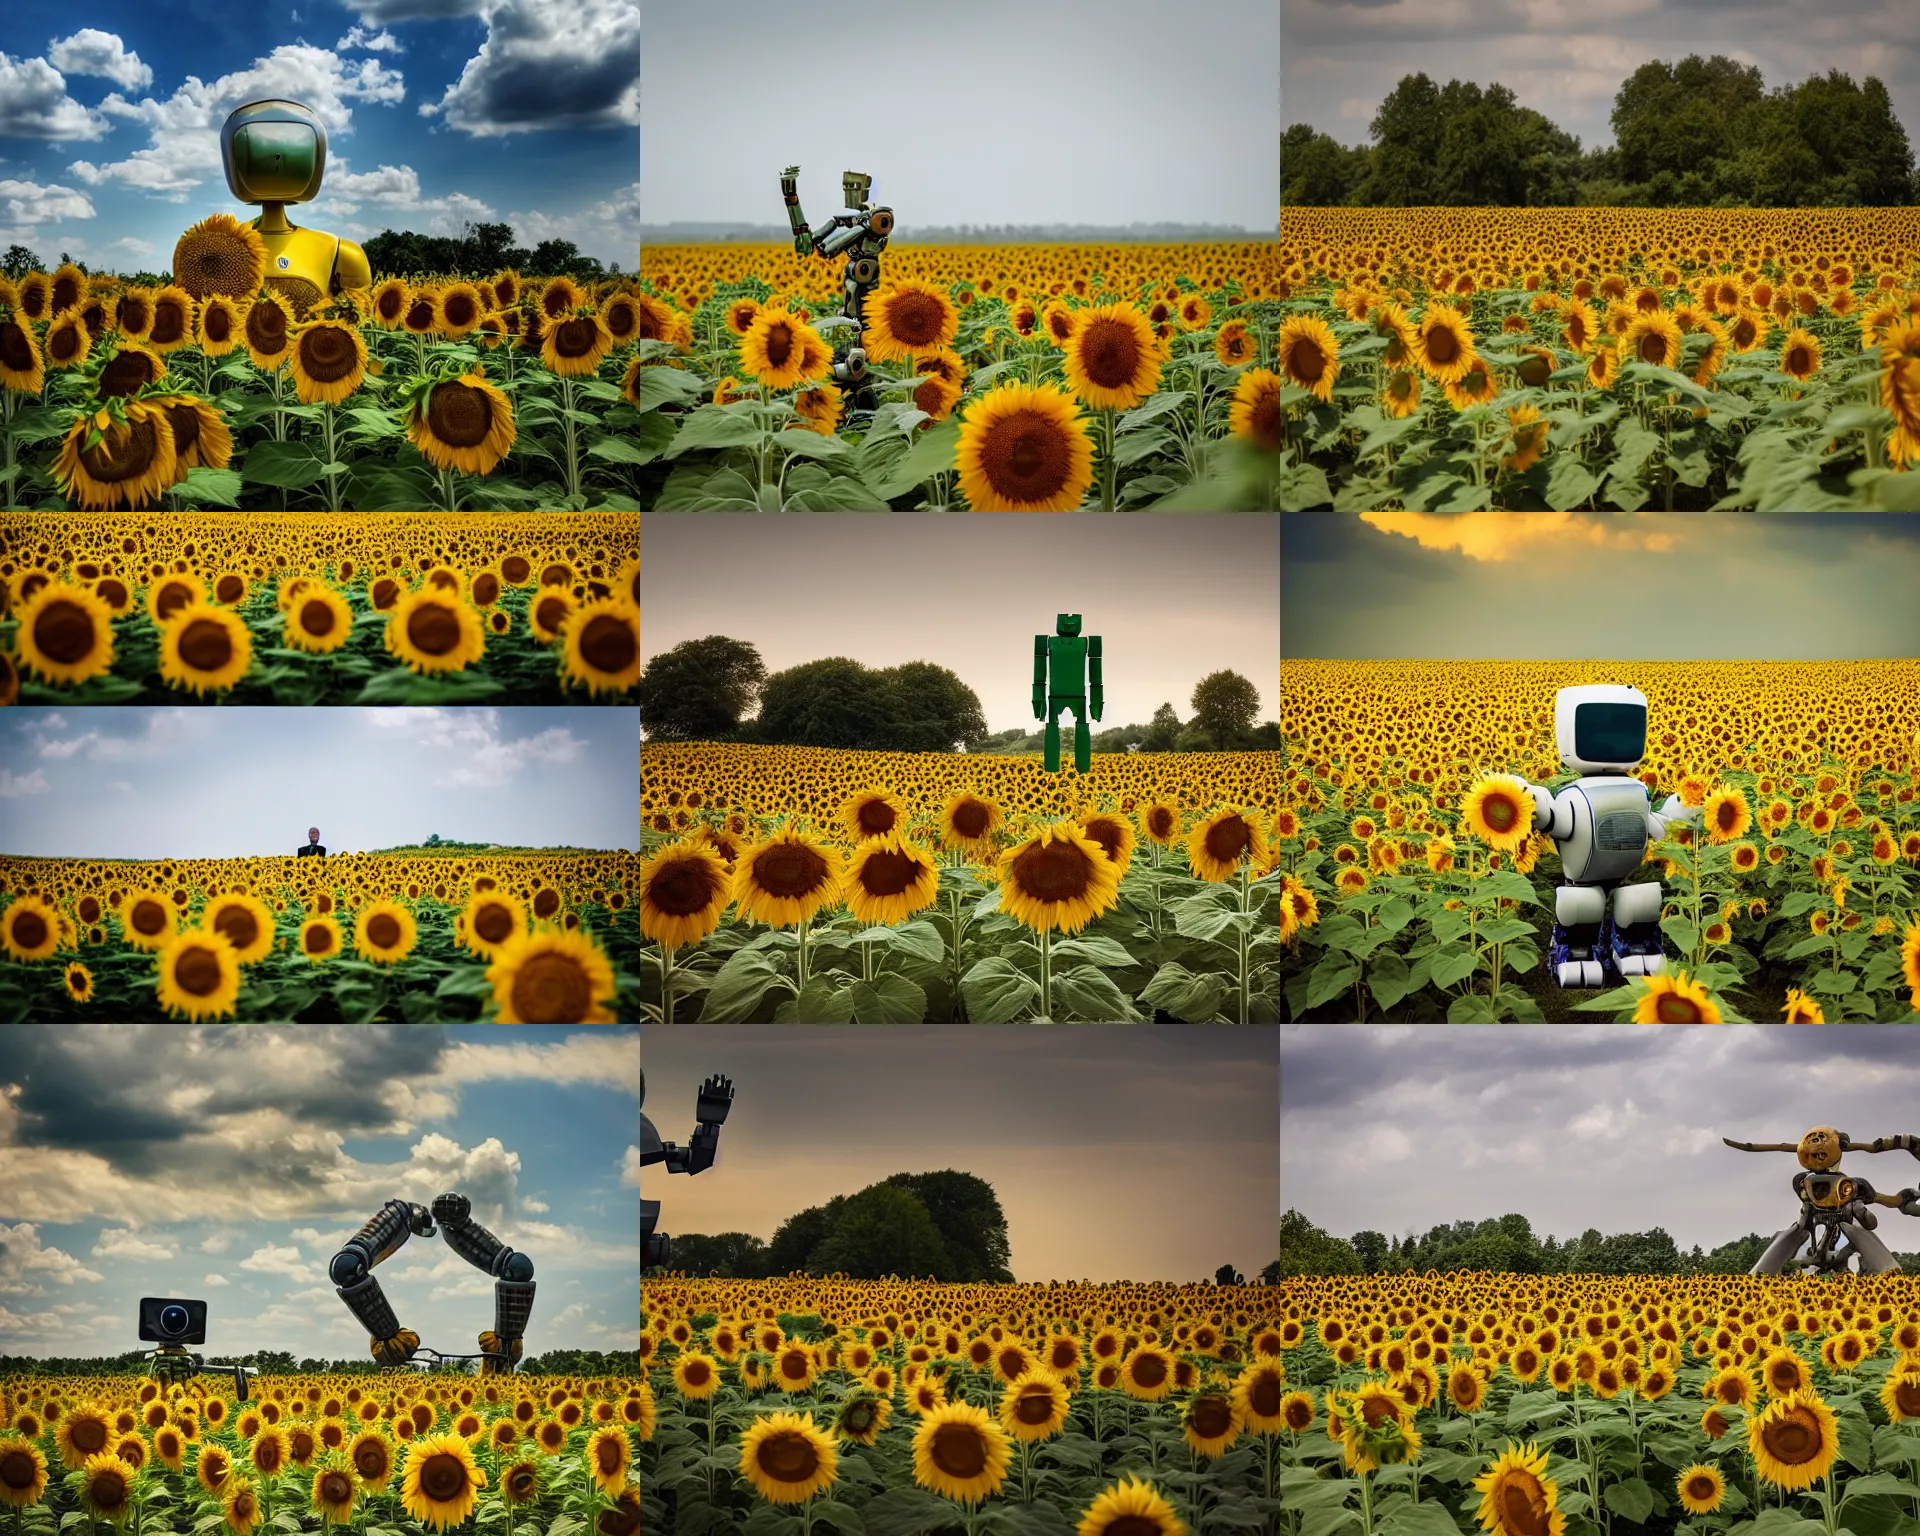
0;708;640;858
1282;1024;1920;1254
1282;513;1920;659
643;515;1278;733
1281;0;1919;151
645;1025;1278;1282
642;0;1279;230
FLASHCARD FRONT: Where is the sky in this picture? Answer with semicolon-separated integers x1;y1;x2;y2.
642;515;1279;734
641;0;1280;232
1281;512;1920;659
1280;0;1919;152
0;706;641;858
644;1025;1278;1283
0;1024;640;1359
1282;1024;1920;1255
0;0;638;272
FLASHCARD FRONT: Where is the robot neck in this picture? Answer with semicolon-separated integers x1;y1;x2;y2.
257;203;294;235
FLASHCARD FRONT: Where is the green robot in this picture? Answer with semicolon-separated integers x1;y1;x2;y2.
1033;614;1103;774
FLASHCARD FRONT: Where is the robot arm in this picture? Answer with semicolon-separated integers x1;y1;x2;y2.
330;1200;435;1366
657;1074;732;1174
780;166;814;257
1722;1138;1804;1154
336;239;371;293
1856;1134;1920;1159
1648;793;1701;840
430;1194;534;1374
1088;637;1103;721
1518;781;1572;840
1033;636;1048;719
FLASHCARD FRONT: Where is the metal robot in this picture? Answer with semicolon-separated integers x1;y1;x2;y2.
330;1193;534;1372
218;99;372;316
1511;683;1702;989
641;1068;732;1270
1033;613;1103;775
1725;1126;1920;1275
139;1297;257;1400
779;165;895;420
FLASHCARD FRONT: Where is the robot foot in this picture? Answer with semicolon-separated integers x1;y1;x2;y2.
1550;920;1612;989
1556;960;1608;988
1617;952;1666;977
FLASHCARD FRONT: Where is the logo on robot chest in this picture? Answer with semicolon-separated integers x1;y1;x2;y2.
1593;810;1646;851
277;255;290;269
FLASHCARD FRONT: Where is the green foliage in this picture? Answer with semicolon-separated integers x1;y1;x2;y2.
808;1185;952;1279
1298;1210;1783;1277
1279;1208;1364;1277
637;635;769;741
747;656;987;752
360;222;624;279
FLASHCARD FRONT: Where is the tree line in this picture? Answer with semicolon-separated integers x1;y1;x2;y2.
638;636;1278;753
0;1348;639;1375
1283;56;1917;208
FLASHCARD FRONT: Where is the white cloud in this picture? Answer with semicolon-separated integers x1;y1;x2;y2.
199;1232;232;1254
0;768;50;797
85;709;204;760
347;0;485;26
38;731;98;759
238;1243;308;1279
0;1222;105;1292
204;1273;230;1286
619;1145;640;1189
440;1033;639;1095
107;781;133;793
91;1227;177;1261
423;0;639;137
48;30;153;92
337;26;404;52
0;177;96;237
103;237;156;258
504;182;637;266
308;161;495;233
361;708;584;789
70;47;407;201
32;714;66;731
0;53;107;140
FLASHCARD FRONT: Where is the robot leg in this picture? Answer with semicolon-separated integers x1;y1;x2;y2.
1609;883;1666;977
1842;1218;1900;1274
1042;702;1063;774
642;1198;666;1269
1068;697;1091;774
1749;1223;1809;1275
1551;886;1608;988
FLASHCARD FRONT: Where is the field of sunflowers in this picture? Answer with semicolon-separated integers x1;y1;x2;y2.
637;743;1282;1022
0;851;643;1022
1272;208;1920;512
1277;661;1920;1023
639;1276;1285;1535
630;243;1284;510
0;1373;643;1536
0;513;637;705
0;220;649;513
1278;1271;1920;1536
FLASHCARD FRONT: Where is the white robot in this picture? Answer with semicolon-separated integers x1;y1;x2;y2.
1514;684;1702;990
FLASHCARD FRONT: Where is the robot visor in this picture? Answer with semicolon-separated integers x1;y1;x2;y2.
1573;701;1645;764
232;123;320;201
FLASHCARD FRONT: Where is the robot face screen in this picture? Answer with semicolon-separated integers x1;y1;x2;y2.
1055;613;1082;636
1573;702;1645;764
232;122;320;201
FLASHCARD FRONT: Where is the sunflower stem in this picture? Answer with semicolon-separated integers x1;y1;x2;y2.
659;941;675;1024
1038;923;1052;1022
796;916;810;992
560;375;583;507
321;401;342;512
1099;407;1116;511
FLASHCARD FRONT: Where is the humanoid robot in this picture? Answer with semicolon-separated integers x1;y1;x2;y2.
139;1297;257;1399
779;165;895;420
329;1193;533;1372
1724;1126;1920;1274
641;1068;732;1270
217;100;372;316
1513;684;1702;989
1033;614;1103;775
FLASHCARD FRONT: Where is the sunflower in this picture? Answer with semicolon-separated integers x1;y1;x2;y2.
296;914;343;963
723;296;762;336
202;892;275;966
406;370;516;474
911;1401;1009;1504
221;1479;262;1536
998;1370;1069;1443
1901;919;1920;1009
444;889;524;965
1277;315;1341;404
528;586;577;645
1461;775;1534;851
737;1411;837;1506
1880;1367;1920;1423
1503;405;1548;473
635;837;729;952
939;790;1004;854
844;832;941;926
910;371;963;425
432;283;486;340
2;896;62;963
731;827;846;928
1444;361;1498;411
55;1405;114;1469
791;380;845;435
369;279;410;330
174;213;268;299
16;580;115;686
998;821;1122;934
735;307;830;391
158;602;251;694
1078;809;1136;877
278;583;354;655
155;927;241;1020
1413;304;1476;384
197;1443;235;1495
1227;367;1284;452
53;401;179;510
386;588;486;675
1472;1442;1563;1536
242;292;296;370
1062;303;1162;410
1185;806;1269;882
1780;327;1822;382
1747;1388;1838;1490
400;1433;486;1532
40;306;92;372
1074;1474;1188;1536
1702;785;1752;843
289;319;368;404
147;286;196;353
112;887;175;951
114;286;159;342
151;394;233;471
95;341;165;399
353;901;417;966
77;1453;133;1524
955;381;1095;512
582;1428;629;1495
403;291;439;334
541;311;615;377
1621;311;1681;370
310;1461;356;1524
1631;970;1723;1024
247;1427;289;1480
487;928;618;1023
559;597;639;695
672;1353;720;1401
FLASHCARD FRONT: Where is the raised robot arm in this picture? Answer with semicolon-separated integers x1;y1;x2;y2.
1033;636;1048;720
654;1074;733;1174
1850;1135;1920;1213
330;1200;436;1366
1518;780;1575;842
430;1194;535;1373
780;165;862;260
1648;793;1701;841
1088;636;1103;722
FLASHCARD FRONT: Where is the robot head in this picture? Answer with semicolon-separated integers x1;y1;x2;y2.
1055;613;1082;637
221;100;327;205
1798;1126;1844;1171
1553;684;1647;775
842;171;872;211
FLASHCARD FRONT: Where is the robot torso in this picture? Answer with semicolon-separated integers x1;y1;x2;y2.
1548;775;1651;884
255;223;345;316
1047;634;1088;695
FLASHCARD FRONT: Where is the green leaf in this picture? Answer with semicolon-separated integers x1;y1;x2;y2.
1140;962;1231;1023
1377;897;1415;935
1049;935;1139;969
1050;963;1143;1022
1448;991;1497;1021
1603;1478;1655;1524
881;919;947;965
1429;943;1479;989
433;967;497;999
1355;413;1426;460
1114;428;1175;467
1117;391;1191;432
846;974;927;1024
867;417;960;500
960;956;1039;1024
1368;951;1412;1012
662;402;770;458
588;434;662;464
177;466;243;507
773;428;853;462
1545;455;1601;511
1306;952;1362;1011
772;976;853;1024
353;669;505;704
240;439;326;490
701;948;797;1023
1841;1475;1920;1505
1661;915;1699;954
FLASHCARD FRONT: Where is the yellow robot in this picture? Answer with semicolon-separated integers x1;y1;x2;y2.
218;99;371;316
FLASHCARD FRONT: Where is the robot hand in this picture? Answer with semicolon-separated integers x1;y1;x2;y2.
370;1329;420;1368
1899;1189;1920;1217
1656;793;1702;825
1090;691;1104;722
1032;690;1046;721
696;1074;734;1127
150;1346;197;1386
478;1330;523;1374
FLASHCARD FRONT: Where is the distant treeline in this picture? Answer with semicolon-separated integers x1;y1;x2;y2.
1284;55;1917;209
0;1348;640;1376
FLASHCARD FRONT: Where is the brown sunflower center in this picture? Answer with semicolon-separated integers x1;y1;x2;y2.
247;302;288;353
510;952;592;1022
950;801;991;840
1655;991;1704;1022
1013;1388;1055;1426
443;293;477;328
579;614;636;674
82;419;161;481
298;598;336;637
320;1471;352;1504
1250;1375;1281;1416
1639;331;1668;364
151;301;186;347
762;321;794;368
120;297;151;332
980;408;1073;503
595;1440;622;1473
554;317;599;357
420;1454;468;1500
930;1423;987;1478
299;325;358;382
209;575;243;606
1289;337;1326;383
472;901;514;943
1079;316;1142;388
130;898;167;935
1686;1475;1717;1501
1190;1395;1233;1438
1499;1475;1549;1536
50;321;83;361
1129;1353;1168;1387
533;888;561;917
305;922;332;955
1894;1379;1920;1417
530;595;568;634
1205;814;1253;863
604;300;637;338
1083;819;1124;863
89;1468;129;1509
884;291;946;346
213;904;259;951
174;944;223;996
366;912;402;949
427;382;493;447
33;599;97;664
178;617;234;672
647;858;718;917
377;287;406;320
405;298;436;330
407;603;462;656
472;572;500;605
1010;838;1092;903
755;1430;818;1482
1762;1407;1822;1465
857;848;920;898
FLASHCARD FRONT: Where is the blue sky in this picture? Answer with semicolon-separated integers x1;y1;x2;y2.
0;707;640;858
0;0;637;272
0;1024;639;1360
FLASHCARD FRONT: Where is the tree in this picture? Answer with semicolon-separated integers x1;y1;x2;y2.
755;658;898;749
1190;670;1260;745
1213;1263;1244;1285
247;1350;298;1375
1350;1230;1388;1274
878;662;989;752
1140;702;1183;753
883;1170;1012;1282
808;1184;950;1279
2;245;41;279
767;1201;842;1275
1278;1209;1363;1277
659;1231;771;1278
1281;124;1367;206
638;636;766;741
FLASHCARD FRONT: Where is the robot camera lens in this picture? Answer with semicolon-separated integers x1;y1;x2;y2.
161;1305;189;1335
